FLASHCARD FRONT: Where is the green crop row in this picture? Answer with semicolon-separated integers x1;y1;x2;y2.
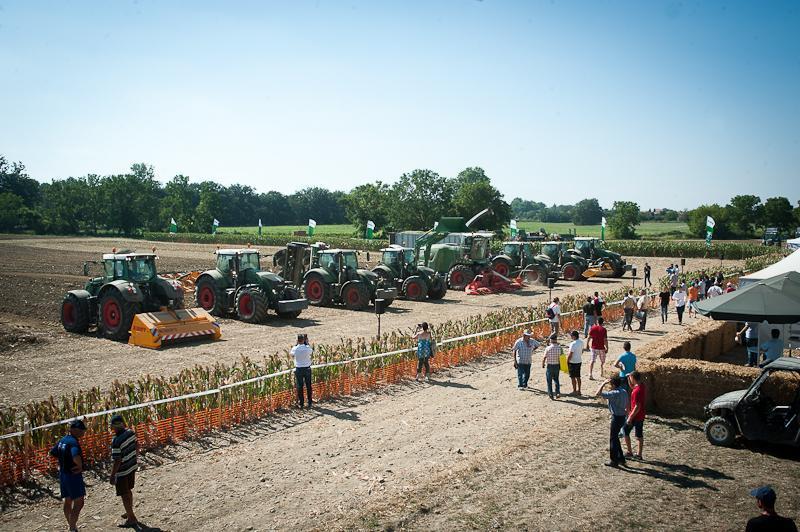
140;231;390;251
601;240;780;260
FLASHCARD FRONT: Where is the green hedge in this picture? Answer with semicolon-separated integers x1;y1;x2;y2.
140;232;390;251
602;240;781;260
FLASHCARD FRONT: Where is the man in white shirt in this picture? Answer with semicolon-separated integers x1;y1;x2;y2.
291;334;314;408
707;282;723;298
548;297;562;337
567;330;583;395
636;289;649;331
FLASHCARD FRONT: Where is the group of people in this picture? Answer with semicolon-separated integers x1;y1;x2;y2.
737;325;787;368
657;265;738;325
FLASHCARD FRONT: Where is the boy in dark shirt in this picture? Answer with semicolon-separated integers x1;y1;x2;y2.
50;419;87;532
746;486;797;532
658;287;671;324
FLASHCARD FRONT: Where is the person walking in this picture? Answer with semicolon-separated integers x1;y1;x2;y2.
707;281;723;298
593;291;605;319
582;296;596;338
109;414;138;528
567;330;583;395
588;317;609;380
669;269;679;292
643;262;651;287
541;334;563;400
614;341;637;394
737;321;761;367
746;486;797;532
658;285;670;324
623;371;646;460
50;419;87;532
512;329;540;389
687;282;699;318
697;276;707;301
672;285;687;325
595;375;629;467
413;322;435;381
547;297;562;337
622;290;636;331
715;270;724;286
291;333;314;408
635;289;649;331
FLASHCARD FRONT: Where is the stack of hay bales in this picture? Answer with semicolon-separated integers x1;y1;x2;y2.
636;320;738;362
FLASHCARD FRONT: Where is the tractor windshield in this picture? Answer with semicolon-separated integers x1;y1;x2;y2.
502;244;520;256
574;240;592;253
382;250;400;266
541;243;558;257
403;249;414;264
239;252;261;271
472;238;489;259
128;258;156;282
342;253;359;270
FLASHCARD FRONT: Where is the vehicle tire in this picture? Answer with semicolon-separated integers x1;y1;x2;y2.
98;291;139;341
491;257;513;277
561;262;581;281
342;282;369;310
372;268;394;285
61;293;90;333
522;267;540;284
277;286;303;319
612;265;625;278
447;265;475;290
235;286;268;323
302;273;332;306
427;276;447;300
196;278;226;316
402;276;428;301
704;416;736;447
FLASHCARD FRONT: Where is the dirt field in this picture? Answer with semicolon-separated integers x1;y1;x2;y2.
1;317;797;531
0;236;743;409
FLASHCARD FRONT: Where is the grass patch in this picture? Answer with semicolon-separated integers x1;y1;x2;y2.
517;221;690;239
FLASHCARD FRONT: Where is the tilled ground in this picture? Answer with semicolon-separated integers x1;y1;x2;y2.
0;318;797;531
0;236;741;409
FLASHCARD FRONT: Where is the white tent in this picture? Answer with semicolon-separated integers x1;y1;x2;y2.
787;238;800;251
740;248;800;288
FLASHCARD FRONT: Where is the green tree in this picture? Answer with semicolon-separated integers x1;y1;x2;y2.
451;179;510;230
160;175;199;232
288;187;348;225
342;181;391;235
387;169;453;230
727;195;762;236
0;156;40;207
571;198;603;225
762;196;795;233
0;192;27;231
687;204;732;239
256;191;294;227
193;181;224;232
607;201;640;239
510;198;546;220
39;178;90;233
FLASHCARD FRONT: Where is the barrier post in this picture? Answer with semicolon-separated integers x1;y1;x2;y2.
22;419;31;478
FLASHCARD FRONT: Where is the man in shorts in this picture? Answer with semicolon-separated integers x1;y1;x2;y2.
110;414;139;528
547;297;561;337
588;317;609;380
567;330;583;395
623;371;646;459
50;419;87;532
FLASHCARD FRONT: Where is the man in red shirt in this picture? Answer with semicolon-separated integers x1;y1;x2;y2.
623;371;646;459
588;317;609;380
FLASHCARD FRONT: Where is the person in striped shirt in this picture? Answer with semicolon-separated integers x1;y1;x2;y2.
541;334;563;400
110;414;138;528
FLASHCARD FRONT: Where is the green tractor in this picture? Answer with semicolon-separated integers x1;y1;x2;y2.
61;251;220;347
371;245;447;301
490;242;559;285
195;248;308;323
571;237;631;278
538;241;590;281
274;242;397;310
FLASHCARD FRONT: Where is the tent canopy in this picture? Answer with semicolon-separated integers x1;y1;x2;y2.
695;271;800;324
740;249;800;287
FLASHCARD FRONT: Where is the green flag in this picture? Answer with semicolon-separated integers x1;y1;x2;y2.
308;219;316;236
212;218;220;235
366;220;375;240
510;219;517;239
706;216;715;247
169;217;177;234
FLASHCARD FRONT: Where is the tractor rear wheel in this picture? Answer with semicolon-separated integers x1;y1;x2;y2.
427;276;447;300
302;273;332;306
342;282;369;310
491;257;513;277
612;264;625;278
99;291;139;341
196;278;226;316
277;286;303;319
235;287;268;323
561;262;581;281
402;276;428;301
447;265;474;290
61;293;90;333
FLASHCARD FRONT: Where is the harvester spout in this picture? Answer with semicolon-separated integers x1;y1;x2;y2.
465;208;492;228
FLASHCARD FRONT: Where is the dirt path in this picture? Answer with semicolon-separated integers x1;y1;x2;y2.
3;316;797;531
0;236;743;409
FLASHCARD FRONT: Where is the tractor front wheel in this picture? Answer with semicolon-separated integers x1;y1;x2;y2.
196;278;226;316
302;273;332;306
447;265;474;290
61;293;90;333
491;257;512;277
235;287;268;323
561;262;581;281
277;286;303;319
402;276;428;301
427;276;447;300
342;282;369;310
99;291;139;341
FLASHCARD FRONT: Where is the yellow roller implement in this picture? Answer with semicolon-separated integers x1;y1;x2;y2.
128;307;222;349
582;262;615;279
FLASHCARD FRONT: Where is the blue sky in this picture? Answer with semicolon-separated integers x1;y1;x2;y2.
1;1;798;210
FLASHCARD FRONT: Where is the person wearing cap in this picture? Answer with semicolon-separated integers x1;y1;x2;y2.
291;333;314;408
541;334;563;400
50;419;87;532
725;281;737;293
746;486;797;531
110;414;138;528
512;329;540;389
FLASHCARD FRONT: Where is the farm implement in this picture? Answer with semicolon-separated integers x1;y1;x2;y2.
465;269;525;295
61;250;221;349
571;237;631;278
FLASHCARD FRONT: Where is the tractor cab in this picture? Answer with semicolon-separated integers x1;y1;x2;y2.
502;242;537;263
99;253;158;283
318;250;361;283
573;237;596;257
464;233;492;262
215;249;264;287
379;246;415;278
539;242;561;262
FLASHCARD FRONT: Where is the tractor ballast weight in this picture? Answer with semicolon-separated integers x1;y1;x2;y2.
372;245;447;301
571;237;631;278
195;248;308;323
490;242;559;286
61;252;221;348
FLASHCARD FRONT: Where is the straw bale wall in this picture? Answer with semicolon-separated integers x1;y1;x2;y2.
636;319;738;362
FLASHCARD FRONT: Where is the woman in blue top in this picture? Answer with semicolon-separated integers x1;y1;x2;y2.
413;322;435;381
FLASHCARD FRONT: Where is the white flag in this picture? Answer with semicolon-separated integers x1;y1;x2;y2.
258;218;262;228
308;219;316;228
366;220;375;230
601;217;607;228
706;216;716;229
510;219;517;230
213;218;220;227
